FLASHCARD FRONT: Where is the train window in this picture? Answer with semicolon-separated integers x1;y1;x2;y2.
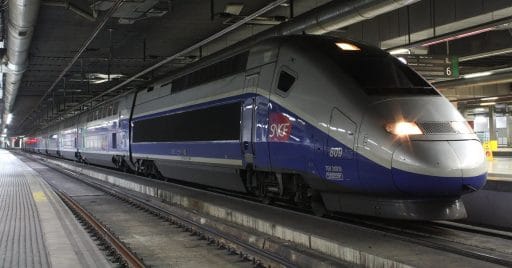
277;70;296;93
171;51;249;93
335;55;437;96
133;102;241;143
311;39;438;96
112;133;117;149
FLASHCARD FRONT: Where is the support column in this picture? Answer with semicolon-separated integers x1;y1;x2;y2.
507;115;512;147
489;106;497;141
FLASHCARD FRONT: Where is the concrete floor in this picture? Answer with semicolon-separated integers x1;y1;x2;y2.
488;157;512;180
78;195;253;268
0;149;111;268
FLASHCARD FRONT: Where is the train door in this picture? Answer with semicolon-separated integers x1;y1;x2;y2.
241;69;259;167
323;108;359;188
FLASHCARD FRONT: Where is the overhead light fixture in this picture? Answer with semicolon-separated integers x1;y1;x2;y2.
6;113;13;125
388;48;410;55
481;97;499;101
480;102;496;106
397;57;407;64
224;3;244;15
463;71;492;79
421;27;495;47
86;73;124;84
336;42;360;51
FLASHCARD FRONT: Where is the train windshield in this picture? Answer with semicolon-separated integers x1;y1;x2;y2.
320;40;439;96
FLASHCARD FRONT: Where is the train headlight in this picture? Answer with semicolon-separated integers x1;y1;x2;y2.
450;121;473;134
336;42;361;51
385;122;423;136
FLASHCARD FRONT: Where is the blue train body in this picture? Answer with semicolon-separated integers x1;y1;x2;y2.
24;35;487;220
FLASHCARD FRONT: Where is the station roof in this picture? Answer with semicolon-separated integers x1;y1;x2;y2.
1;0;512;135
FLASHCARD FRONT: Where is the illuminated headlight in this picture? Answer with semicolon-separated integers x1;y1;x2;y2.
385;122;423;136
336;42;361;51
450;121;473;134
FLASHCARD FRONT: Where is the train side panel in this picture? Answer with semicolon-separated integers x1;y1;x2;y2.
59;118;79;160
79;98;129;168
131;74;248;192
46;126;60;156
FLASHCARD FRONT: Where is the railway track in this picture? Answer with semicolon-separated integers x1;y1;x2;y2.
26;153;299;268
330;214;512;267
53;188;146;268
23;151;512;267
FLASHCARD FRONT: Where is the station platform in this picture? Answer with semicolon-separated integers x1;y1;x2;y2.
459;156;512;230
0;149;110;268
487;157;512;181
491;147;512;157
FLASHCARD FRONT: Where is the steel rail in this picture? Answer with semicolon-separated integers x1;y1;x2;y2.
330;214;512;267
31;154;297;268
26;152;512;267
95;180;297;268
54;188;145;268
431;221;512;241
17;0;125;131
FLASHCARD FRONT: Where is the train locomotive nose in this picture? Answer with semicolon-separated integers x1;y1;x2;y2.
391;140;487;196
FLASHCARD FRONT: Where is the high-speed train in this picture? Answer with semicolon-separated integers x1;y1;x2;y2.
24;35;487;220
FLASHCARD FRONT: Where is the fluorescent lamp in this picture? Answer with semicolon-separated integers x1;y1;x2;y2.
480;102;496;106
336;42;361;51
389;48;410;55
421;27;495;47
6;113;13;125
397;57;407;64
481;97;499;101
224;4;244;15
463;71;492;79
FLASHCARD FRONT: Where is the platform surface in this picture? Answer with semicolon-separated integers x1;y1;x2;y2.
0;149;110;268
487;157;512;181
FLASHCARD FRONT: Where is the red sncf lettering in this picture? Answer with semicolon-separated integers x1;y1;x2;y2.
269;112;292;141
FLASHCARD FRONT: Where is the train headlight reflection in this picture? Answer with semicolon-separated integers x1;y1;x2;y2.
385;122;423;136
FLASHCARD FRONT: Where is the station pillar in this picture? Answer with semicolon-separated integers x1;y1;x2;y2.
507;115;512;147
489;106;497;141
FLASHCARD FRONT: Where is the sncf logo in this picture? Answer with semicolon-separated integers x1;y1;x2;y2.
269;112;292;141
